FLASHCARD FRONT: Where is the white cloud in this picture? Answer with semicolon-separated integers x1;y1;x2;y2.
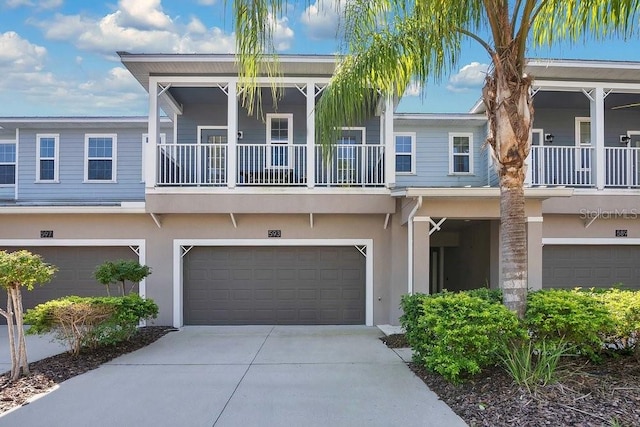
301;0;345;40
404;81;422;97
446;62;489;93
269;14;294;51
197;0;217;4
34;2;238;55
117;0;173;31
0;31;47;71
5;0;62;9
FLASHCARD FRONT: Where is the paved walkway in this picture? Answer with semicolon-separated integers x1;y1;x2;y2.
0;326;467;427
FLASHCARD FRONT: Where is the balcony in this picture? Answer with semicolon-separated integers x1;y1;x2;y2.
529;146;640;189
155;143;386;188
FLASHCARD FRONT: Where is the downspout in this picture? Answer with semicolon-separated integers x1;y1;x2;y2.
407;196;423;295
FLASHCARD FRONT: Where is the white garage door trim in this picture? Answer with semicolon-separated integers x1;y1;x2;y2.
0;239;147;297
543;238;640;245
173;239;374;328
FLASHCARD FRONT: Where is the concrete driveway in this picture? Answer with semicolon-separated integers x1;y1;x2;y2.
0;326;466;427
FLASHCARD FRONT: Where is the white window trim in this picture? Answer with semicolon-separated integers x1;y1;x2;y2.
394;132;416;175
142;133;166;183
448;132;474;175
0;139;16;187
84;133;117;183
575;117;591;172
36;133;60;183
266;113;293;169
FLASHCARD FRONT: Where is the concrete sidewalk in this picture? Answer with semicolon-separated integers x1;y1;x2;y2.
0;326;467;427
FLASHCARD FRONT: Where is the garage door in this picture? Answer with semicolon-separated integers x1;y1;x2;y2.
543;245;640;289
183;246;366;325
0;246;139;323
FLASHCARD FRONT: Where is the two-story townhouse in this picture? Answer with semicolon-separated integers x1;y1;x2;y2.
1;55;639;327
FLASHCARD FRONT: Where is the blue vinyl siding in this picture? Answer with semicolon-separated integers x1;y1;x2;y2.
14;125;171;203
394;121;487;187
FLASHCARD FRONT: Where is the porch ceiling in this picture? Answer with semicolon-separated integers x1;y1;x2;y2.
119;53;338;92
527;59;640;84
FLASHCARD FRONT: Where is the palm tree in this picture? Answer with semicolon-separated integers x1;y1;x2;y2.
231;0;638;318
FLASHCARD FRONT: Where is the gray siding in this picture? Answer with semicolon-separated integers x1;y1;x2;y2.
14;126;165;203
534;103;640;147
394;122;487;187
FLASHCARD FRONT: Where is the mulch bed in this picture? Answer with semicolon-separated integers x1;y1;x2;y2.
0;326;176;414
382;335;640;426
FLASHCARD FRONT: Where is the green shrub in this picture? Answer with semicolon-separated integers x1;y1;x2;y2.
593;288;640;353
25;294;158;352
399;293;428;345
406;291;525;383
464;287;503;304
499;338;569;392
94;259;151;296
525;289;614;360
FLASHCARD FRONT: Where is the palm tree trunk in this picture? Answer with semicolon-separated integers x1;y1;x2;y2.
484;61;533;319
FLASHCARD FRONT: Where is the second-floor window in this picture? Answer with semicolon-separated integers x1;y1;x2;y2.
395;133;415;174
36;134;59;182
85;134;116;182
267;113;293;168
0;142;16;185
449;133;473;174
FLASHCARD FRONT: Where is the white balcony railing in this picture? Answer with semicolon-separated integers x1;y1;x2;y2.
605;147;640;188
156;143;385;187
530;146;593;187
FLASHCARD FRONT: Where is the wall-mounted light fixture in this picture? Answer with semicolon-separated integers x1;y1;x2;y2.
544;133;554;143
237;131;244;140
620;135;631;144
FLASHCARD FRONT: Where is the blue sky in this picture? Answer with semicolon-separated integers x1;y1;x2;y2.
0;0;638;117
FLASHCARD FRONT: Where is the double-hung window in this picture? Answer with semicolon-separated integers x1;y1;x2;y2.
36;134;59;182
85;134;116;182
267;113;293;168
0;141;16;185
394;133;415;174
449;133;473;174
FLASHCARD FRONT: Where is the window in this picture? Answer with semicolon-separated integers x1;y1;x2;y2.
85;134;116;182
449;133;473;174
575;117;591;171
0;142;16;185
395;133;415;174
36;134;59;182
267;114;293;168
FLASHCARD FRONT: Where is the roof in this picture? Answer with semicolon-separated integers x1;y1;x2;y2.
470;58;640;113
0;116;173;131
118;52;339;91
394;113;487;126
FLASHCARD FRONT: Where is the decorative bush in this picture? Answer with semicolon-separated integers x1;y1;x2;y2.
399;292;428;346
405;291;525;383
25;294;158;354
525;289;614;360
94;259;152;296
592;288;640;353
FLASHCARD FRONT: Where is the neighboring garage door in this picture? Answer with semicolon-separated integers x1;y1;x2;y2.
183;246;365;325
543;245;640;289
0;246;139;322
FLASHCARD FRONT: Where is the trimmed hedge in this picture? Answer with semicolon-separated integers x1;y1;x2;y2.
25;294;158;353
401;290;524;383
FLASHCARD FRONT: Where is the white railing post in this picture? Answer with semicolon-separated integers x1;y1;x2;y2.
227;80;238;188
147;78;160;188
306;82;316;188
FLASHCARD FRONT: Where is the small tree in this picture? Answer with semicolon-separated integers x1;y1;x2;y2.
94;260;151;296
0;250;56;381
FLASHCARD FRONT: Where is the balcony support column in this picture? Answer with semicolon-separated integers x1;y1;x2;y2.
526;217;543;291
384;95;395;188
306;82;316;188
227;80;238;189
590;87;606;190
146;78;160;188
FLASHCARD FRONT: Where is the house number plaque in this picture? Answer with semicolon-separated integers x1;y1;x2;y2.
40;230;54;238
615;229;628;237
268;230;282;238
